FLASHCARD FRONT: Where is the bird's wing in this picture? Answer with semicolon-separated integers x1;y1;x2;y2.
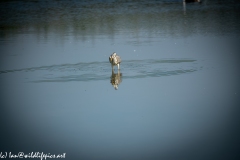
116;56;121;63
109;56;112;63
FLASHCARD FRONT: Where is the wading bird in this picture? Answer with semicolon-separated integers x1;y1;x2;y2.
109;52;121;70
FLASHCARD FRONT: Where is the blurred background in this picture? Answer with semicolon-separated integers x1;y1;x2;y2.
0;0;240;159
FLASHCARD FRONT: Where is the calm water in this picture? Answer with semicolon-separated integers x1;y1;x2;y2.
1;0;240;159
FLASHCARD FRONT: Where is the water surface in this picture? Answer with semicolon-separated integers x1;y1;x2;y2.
1;0;240;160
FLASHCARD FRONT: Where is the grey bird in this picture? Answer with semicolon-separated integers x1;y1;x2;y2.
109;52;121;70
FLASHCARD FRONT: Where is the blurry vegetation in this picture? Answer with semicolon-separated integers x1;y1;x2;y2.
0;0;239;39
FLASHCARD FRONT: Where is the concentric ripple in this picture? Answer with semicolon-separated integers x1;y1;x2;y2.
0;59;201;82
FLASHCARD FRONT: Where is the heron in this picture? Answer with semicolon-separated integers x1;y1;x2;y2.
109;52;121;70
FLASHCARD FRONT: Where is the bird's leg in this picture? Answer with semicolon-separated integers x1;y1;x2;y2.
112;68;115;75
117;64;120;70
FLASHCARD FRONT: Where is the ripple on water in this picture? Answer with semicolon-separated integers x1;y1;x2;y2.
0;59;201;82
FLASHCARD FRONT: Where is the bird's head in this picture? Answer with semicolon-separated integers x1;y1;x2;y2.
112;52;117;57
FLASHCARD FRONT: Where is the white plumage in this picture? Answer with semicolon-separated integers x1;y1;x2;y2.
109;52;121;70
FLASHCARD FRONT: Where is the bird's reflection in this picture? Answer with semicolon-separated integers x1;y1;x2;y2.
110;70;122;90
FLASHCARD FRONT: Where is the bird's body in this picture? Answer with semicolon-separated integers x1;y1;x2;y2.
109;52;121;70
